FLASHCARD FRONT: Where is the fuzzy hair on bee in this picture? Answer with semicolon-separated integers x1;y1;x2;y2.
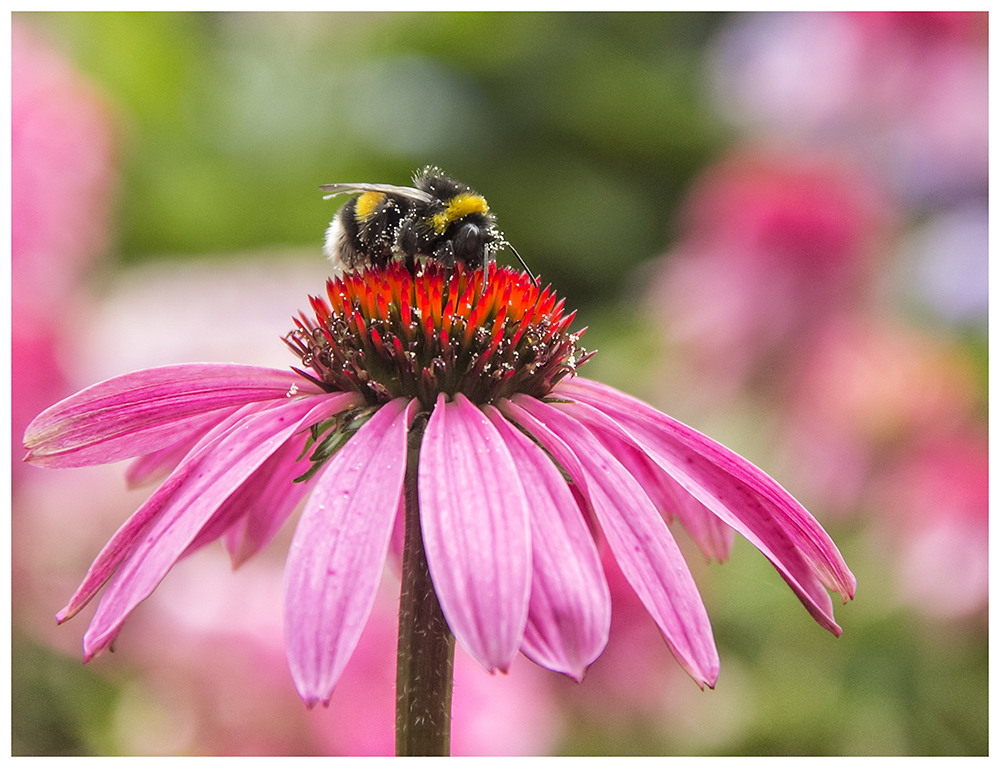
321;166;535;282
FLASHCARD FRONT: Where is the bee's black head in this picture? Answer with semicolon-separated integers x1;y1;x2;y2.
451;221;495;267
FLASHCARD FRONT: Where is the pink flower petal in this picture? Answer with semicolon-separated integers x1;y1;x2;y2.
23;363;323;468
419;394;531;674
76;393;352;657
284;397;415;707
667;482;736;563
575;400;838;633
123;410;234;487
56;405;261;624
504;396;721;689
599;427;735;563
388;493;406;571
187;434;314;568
484;406;611;681
556;377;856;629
221;433;316;569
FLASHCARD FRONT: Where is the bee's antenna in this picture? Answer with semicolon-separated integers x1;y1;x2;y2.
506;242;539;287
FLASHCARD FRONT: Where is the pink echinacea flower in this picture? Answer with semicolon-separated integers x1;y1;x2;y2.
24;262;855;708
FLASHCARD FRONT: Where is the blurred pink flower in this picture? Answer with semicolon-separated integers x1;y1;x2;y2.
11;20;117;484
11;328;70;486
879;430;988;620
24;263;854;720
11;21;116;308
649;149;889;397
107;553;313;755
779;315;979;515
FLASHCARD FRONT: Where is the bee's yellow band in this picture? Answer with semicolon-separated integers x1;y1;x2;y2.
355;191;387;222
431;193;489;234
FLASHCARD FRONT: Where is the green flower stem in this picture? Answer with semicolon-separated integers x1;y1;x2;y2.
396;415;455;756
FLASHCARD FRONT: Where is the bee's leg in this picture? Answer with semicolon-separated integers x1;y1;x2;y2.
433;241;456;268
396;220;421;275
404;253;417;275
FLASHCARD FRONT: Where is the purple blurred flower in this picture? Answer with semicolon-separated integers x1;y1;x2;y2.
898;202;988;327
24;263;854;708
710;11;987;204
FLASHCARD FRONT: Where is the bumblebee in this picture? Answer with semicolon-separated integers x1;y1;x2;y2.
321;166;534;279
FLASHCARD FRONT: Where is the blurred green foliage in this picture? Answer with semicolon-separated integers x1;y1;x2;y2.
11;634;121;756
27;11;727;308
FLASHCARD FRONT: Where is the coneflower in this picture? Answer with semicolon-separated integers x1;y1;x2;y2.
24;261;855;755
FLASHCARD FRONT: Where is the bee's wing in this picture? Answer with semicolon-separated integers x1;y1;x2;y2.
319;182;436;204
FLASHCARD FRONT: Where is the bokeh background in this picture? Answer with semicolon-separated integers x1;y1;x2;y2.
11;11;988;756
